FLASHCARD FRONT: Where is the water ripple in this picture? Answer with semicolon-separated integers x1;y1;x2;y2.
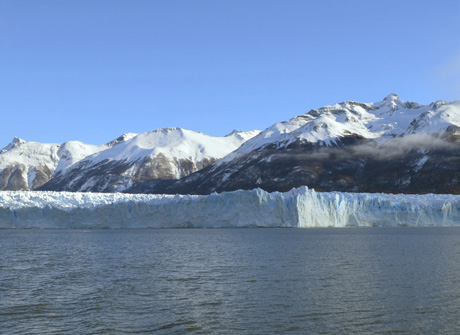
0;228;459;334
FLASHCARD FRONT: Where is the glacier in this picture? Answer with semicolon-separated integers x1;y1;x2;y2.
0;187;459;228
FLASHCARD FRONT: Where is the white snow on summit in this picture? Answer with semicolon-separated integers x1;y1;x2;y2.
1;94;457;193
0;128;260;191
37;128;261;192
237;94;460;153
84;128;260;168
0;137;60;169
0;136;111;190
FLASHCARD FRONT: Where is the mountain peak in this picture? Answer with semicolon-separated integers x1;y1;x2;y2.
383;93;400;102
225;129;243;137
106;133;138;146
11;136;25;145
224;129;262;142
1;137;26;153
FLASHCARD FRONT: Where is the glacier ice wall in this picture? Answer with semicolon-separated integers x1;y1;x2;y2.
0;187;459;228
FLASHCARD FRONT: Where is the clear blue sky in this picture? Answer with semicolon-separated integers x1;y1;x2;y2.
0;0;459;146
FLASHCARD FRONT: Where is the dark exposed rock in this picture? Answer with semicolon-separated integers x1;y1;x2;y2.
39;154;220;193
0;165;28;191
154;136;460;195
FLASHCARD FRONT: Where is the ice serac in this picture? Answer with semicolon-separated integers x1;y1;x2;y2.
0;187;458;228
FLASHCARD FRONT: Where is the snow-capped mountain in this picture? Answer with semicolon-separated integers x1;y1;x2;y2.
229;93;459;153
39;128;260;192
161;94;460;195
0;129;259;192
0;137;110;191
3;94;458;195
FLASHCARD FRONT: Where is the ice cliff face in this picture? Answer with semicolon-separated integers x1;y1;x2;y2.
164;95;460;195
0;187;458;228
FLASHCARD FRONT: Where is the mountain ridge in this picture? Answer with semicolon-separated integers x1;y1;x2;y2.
156;94;460;195
0;129;259;192
1;94;459;194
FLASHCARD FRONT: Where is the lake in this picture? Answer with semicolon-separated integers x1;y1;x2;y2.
1;228;459;334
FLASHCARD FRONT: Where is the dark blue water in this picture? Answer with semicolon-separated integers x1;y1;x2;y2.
1;228;459;334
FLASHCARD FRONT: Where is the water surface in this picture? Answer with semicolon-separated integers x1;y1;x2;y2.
1;228;459;334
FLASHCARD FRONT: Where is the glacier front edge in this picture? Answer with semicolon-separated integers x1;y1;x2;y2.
0;187;458;228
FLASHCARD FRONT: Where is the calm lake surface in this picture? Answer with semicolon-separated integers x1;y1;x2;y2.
1;227;459;334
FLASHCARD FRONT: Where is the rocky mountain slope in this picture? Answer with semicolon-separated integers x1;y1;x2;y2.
2;94;459;195
39;128;259;192
0;137;111;191
157;94;460;195
0;129;259;192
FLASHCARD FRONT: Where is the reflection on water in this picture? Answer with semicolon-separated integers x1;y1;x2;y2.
1;227;459;334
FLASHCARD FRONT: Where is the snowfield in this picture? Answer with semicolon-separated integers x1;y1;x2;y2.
0;187;458;228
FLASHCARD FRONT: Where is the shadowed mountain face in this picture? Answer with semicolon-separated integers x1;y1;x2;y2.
40;155;219;193
2;95;459;194
157;134;460;195
130;94;460;195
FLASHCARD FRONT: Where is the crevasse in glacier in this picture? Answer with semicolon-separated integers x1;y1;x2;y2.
0;187;458;228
